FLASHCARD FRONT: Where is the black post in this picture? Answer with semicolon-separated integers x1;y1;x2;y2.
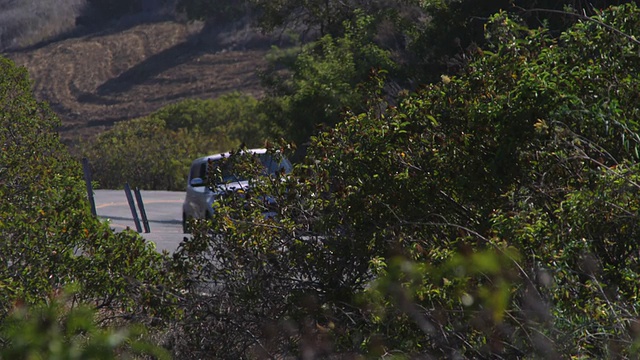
124;183;143;233
82;158;97;217
134;187;151;233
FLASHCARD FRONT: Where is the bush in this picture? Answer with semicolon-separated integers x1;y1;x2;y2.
0;56;176;326
80;117;193;190
170;5;640;357
152;92;269;148
0;291;170;359
80;93;271;191
260;12;396;147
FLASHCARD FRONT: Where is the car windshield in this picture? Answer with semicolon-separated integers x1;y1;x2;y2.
208;153;292;184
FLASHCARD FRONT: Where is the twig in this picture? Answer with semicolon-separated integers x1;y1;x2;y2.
518;7;640;47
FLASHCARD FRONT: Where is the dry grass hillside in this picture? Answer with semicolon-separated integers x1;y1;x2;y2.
6;20;272;144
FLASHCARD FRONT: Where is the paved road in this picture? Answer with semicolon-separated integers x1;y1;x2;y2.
93;189;188;253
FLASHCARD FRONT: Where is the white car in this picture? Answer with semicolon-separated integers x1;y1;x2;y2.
182;148;293;233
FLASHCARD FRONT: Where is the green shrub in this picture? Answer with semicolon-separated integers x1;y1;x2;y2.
152;92;270;148
0;56;176;325
80;93;271;191
80;117;193;190
170;5;640;357
1;291;170;360
260;11;396;147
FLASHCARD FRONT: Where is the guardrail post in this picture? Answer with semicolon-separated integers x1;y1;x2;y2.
82;158;97;217
124;183;143;233
134;187;151;233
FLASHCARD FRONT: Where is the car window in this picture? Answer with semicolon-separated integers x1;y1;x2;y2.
259;153;293;175
189;162;203;180
201;153;292;185
219;162;240;183
196;159;238;184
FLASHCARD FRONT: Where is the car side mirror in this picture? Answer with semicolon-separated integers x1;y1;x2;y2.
190;177;205;187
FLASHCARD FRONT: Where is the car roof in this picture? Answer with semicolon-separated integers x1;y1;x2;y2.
190;148;268;165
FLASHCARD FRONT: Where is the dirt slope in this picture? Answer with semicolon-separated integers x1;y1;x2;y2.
7;21;270;144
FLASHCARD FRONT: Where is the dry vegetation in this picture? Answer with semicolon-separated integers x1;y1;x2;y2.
5;18;272;144
0;0;85;50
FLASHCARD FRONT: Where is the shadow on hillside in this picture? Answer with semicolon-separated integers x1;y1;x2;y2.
95;40;200;96
6;11;176;55
95;21;275;97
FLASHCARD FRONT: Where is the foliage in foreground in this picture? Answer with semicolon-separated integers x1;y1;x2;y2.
0;56;176;341
0;292;169;360
171;4;640;358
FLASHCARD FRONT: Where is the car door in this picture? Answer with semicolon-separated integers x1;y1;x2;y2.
185;160;211;218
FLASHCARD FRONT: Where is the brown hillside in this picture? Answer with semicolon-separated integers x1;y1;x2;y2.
7;21;271;144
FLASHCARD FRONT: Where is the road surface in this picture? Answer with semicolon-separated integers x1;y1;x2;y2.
93;189;188;253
